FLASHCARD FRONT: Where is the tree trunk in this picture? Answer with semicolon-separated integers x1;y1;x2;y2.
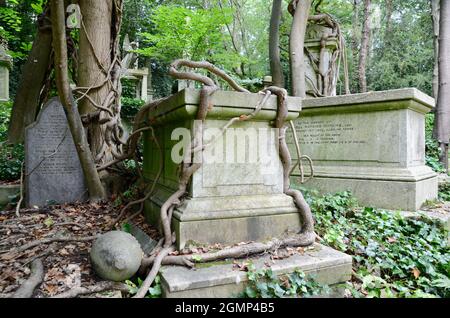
50;0;106;201
431;0;440;100
269;0;284;88
8;8;53;143
358;0;371;93
385;0;393;41
351;0;360;93
289;0;313;97
77;0;115;164
435;0;450;170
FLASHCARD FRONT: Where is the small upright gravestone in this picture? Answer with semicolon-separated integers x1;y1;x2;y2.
0;45;12;101
25;97;87;207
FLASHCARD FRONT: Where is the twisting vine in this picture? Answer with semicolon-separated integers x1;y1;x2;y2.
131;60;316;298
71;0;131;166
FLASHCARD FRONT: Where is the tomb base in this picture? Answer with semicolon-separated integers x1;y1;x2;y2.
159;243;352;298
144;187;301;249
294;166;438;211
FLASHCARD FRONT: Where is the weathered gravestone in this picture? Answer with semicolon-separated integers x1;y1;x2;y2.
25;97;87;207
288;88;438;211
0;45;12;102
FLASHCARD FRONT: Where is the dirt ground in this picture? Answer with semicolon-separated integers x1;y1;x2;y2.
0;202;159;298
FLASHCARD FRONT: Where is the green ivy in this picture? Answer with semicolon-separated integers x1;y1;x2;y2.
240;264;329;298
0;101;24;181
125;275;162;298
303;190;450;298
425;114;446;174
438;183;450;202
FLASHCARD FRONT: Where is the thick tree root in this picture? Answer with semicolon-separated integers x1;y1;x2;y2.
140;233;316;270
51;281;130;298
133;246;175;298
1;235;98;260
11;259;44;298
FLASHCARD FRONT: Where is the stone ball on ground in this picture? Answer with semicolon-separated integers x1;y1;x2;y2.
90;231;143;282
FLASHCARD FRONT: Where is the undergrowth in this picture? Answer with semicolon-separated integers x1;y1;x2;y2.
298;188;450;298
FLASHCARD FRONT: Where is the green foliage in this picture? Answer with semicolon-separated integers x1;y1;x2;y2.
425;114;446;173
438;183;450;202
121;97;144;120
0;144;23;181
241;264;329;298
0;101;23;181
139;5;236;65
306;191;450;298
367;0;434;96
120;79;145;119
125;275;162;298
0;1;22;44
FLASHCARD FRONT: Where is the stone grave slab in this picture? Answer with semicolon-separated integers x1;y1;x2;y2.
160;243;352;298
25;97;87;207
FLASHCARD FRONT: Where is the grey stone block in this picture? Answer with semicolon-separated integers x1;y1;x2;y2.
160;243;352;298
288;88;438;211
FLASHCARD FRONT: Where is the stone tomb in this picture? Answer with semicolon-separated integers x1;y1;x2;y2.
161;243;351;298
288;88;438;211
142;88;352;297
25;97;87;207
143;88;303;249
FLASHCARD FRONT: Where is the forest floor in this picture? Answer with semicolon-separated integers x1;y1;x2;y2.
0;202;159;298
0;199;448;298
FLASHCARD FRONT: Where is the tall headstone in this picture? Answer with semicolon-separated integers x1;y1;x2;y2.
0;45;12;102
25;97;87;207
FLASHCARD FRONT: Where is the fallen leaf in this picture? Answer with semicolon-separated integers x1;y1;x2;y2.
387;237;397;243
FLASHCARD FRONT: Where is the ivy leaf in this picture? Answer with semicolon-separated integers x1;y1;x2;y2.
43;217;54;227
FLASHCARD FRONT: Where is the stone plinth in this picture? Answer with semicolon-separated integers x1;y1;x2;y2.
0;45;12;102
288;88;438;211
143;88;303;249
160;243;352;298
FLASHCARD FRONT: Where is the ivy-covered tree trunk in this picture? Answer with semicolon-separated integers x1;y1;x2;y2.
77;0;116;164
351;0;360;93
50;0;106;201
435;0;450;170
8;7;53;143
269;0;284;88
431;0;440;100
289;0;312;97
358;0;371;93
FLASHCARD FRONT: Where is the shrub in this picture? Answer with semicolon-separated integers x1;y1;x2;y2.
0;101;24;181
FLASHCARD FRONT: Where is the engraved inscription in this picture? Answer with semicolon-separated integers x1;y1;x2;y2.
296;120;368;145
25;98;86;206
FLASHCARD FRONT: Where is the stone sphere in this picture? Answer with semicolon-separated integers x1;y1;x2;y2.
90;231;143;282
